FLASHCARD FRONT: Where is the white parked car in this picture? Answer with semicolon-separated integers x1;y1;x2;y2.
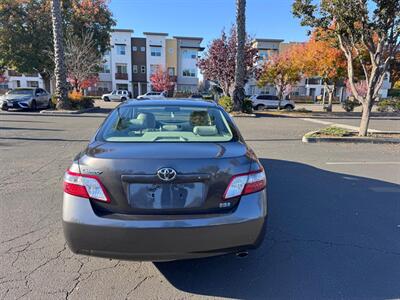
137;91;167;100
250;94;295;111
102;90;130;102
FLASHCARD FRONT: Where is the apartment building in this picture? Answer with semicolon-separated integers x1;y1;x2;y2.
244;38;284;95
131;37;147;98
174;36;204;92
250;40;391;101
0;70;44;94
93;29;203;97
143;32;168;93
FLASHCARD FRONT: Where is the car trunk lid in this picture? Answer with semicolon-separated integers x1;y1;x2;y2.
78;142;254;215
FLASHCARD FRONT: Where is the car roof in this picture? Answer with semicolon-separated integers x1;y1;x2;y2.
121;99;218;108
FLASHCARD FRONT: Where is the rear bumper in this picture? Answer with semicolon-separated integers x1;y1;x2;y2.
63;190;267;261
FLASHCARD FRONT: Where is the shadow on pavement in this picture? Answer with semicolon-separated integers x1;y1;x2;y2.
0;126;63;132
255;112;400;121
0;136;88;142
155;159;400;299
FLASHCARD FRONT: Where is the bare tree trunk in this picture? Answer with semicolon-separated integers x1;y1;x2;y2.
51;0;69;110
359;102;371;136
232;0;246;112
359;94;375;136
326;91;333;112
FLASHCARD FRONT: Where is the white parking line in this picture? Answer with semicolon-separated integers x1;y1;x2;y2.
326;162;400;165
300;118;382;132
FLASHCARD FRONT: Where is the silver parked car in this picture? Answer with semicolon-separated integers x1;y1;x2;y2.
0;88;52;111
250;94;295;111
63;99;267;261
137;91;167;100
101;90;131;102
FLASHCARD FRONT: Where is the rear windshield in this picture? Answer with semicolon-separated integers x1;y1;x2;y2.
98;105;234;142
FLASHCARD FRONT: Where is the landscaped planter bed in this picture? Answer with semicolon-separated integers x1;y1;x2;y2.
303;126;400;144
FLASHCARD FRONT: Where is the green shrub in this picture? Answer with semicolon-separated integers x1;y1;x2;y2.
219;96;233;112
318;126;351;137
388;89;400;97
242;99;253;114
377;98;400;112
218;96;253;114
342;99;361;112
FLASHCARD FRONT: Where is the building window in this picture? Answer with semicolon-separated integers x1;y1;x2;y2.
116;84;128;91
0;83;8;90
133;65;138;73
182;69;196;77
132;46;137;52
101;63;110;73
182;49;197;59
150;64;160;75
16;80;21;87
140;46;146;52
150;46;162;57
141;65;146;73
27;81;39;87
116;44;126;55
168;67;175;76
116;63;128;74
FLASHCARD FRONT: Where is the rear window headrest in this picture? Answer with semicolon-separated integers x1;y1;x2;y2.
190;111;210;126
193;125;218;136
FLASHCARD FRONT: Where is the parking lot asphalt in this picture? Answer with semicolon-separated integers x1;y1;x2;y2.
0;107;399;300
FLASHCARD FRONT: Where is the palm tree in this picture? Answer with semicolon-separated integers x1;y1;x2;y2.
50;0;69;109
232;0;246;112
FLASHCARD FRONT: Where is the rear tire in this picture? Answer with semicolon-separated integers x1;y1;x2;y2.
284;104;294;111
104;97;110;102
256;104;265;111
121;97;127;102
1;106;8;111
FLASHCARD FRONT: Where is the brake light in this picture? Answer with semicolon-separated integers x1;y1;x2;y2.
223;169;266;200
63;170;110;203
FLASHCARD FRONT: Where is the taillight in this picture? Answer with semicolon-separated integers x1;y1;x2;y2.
223;169;266;200
63;170;110;203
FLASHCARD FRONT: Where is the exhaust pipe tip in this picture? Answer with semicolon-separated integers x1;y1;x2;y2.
236;251;249;258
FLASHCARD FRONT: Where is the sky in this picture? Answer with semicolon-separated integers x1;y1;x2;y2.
108;0;310;47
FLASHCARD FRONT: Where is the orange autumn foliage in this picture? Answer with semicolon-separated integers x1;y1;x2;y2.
292;29;347;82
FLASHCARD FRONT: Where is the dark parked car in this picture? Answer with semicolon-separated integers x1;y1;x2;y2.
63;99;267;261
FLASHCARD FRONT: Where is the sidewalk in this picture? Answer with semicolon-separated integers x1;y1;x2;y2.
294;103;379;113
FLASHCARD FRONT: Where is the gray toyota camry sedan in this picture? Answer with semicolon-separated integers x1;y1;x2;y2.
63;99;267;261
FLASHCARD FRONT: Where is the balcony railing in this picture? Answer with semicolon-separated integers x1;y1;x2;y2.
306;78;322;85
25;73;39;77
8;70;22;77
115;73;128;80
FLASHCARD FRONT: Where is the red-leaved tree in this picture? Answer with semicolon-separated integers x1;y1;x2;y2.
150;67;175;95
198;26;258;96
0;72;7;84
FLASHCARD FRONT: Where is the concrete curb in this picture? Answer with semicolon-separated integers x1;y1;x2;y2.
302;131;400;144
230;113;257;118
39;106;100;115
